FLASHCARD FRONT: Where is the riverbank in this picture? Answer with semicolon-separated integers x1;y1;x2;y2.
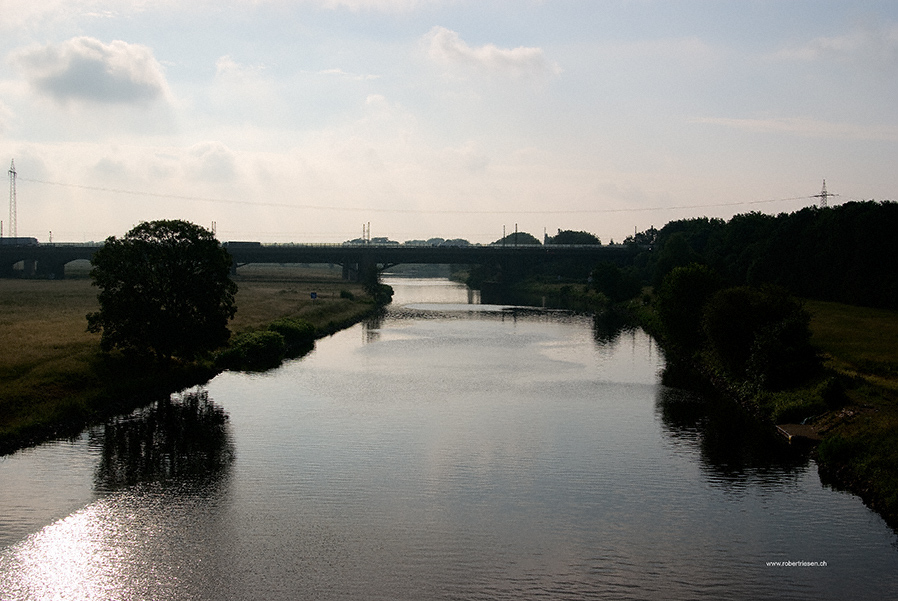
492;277;898;530
642;294;898;530
804;300;898;528
477;278;610;312
0;265;376;455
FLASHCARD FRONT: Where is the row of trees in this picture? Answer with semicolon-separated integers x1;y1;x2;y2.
629;201;898;310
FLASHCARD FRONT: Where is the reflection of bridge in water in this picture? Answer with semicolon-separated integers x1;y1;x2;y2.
0;241;631;280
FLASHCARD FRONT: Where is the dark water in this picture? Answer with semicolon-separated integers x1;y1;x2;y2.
1;278;896;600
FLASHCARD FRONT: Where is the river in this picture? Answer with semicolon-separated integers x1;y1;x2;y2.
1;277;896;600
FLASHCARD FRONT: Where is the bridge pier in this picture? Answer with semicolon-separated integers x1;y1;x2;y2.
341;262;358;281
35;261;67;279
339;260;382;284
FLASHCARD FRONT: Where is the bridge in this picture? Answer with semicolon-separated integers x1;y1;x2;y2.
0;241;631;280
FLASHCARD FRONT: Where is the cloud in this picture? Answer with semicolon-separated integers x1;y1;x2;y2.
425;26;561;79
10;37;170;105
311;0;441;10
215;54;265;80
187;141;238;182
317;68;380;81
772;23;898;66
693;116;898;141
0;100;15;134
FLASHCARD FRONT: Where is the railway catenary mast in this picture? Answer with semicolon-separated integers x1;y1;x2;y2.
8;159;16;238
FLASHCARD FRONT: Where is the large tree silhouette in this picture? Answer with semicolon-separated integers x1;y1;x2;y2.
87;220;237;362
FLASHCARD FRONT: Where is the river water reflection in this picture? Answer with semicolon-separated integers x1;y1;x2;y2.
1;277;897;600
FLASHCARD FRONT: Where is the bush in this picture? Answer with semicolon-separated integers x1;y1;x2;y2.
268;318;316;346
762;390;829;423
703;286;817;389
215;330;286;371
339;290;355;300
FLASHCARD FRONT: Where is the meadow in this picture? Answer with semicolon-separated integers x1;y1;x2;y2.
0;264;369;452
804;300;898;524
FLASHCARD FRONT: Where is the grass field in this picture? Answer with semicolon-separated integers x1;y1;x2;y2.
0;265;369;452
806;300;898;388
801;300;898;525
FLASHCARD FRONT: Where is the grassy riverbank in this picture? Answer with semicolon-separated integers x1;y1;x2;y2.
803;300;898;526
0;265;372;454
643;294;898;529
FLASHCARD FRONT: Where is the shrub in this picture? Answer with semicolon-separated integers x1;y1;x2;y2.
268;318;316;346
703;286;816;389
763;390;828;424
215;330;286;371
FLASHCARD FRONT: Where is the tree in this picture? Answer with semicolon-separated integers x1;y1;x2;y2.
87;220;237;362
591;261;641;302
651;232;703;288
702;286;816;388
492;231;542;245
654;263;721;357
547;229;601;245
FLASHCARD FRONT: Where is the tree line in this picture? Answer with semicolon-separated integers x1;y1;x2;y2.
628;200;898;310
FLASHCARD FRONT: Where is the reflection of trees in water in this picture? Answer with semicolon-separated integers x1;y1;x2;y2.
656;387;809;486
591;311;633;346
364;312;384;344
93;389;234;493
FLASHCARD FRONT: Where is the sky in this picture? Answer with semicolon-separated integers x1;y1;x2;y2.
0;0;896;244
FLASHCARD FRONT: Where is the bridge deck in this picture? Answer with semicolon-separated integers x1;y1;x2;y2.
1;242;631;278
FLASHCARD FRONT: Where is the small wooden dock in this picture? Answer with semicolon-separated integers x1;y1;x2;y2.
776;424;822;444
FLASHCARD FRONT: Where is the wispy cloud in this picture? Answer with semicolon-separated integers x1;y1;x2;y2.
309;0;446;10
694;116;898;141
316;68;380;81
425;26;561;79
772;23;898;66
9;37;170;106
215;55;265;79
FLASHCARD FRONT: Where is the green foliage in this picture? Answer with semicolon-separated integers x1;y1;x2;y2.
702;286;817;389
644;202;898;309
268;318;316;346
215;330;286;371
362;269;394;305
654;264;721;356
591;261;641;303
547;229;601;245
492;231;542;245
623;225;658;248
86;220;237;362
760;390;829;423
651;232;704;287
339;289;355;300
816;434;858;465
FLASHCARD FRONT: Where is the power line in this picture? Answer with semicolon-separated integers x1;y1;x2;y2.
19;176;817;216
